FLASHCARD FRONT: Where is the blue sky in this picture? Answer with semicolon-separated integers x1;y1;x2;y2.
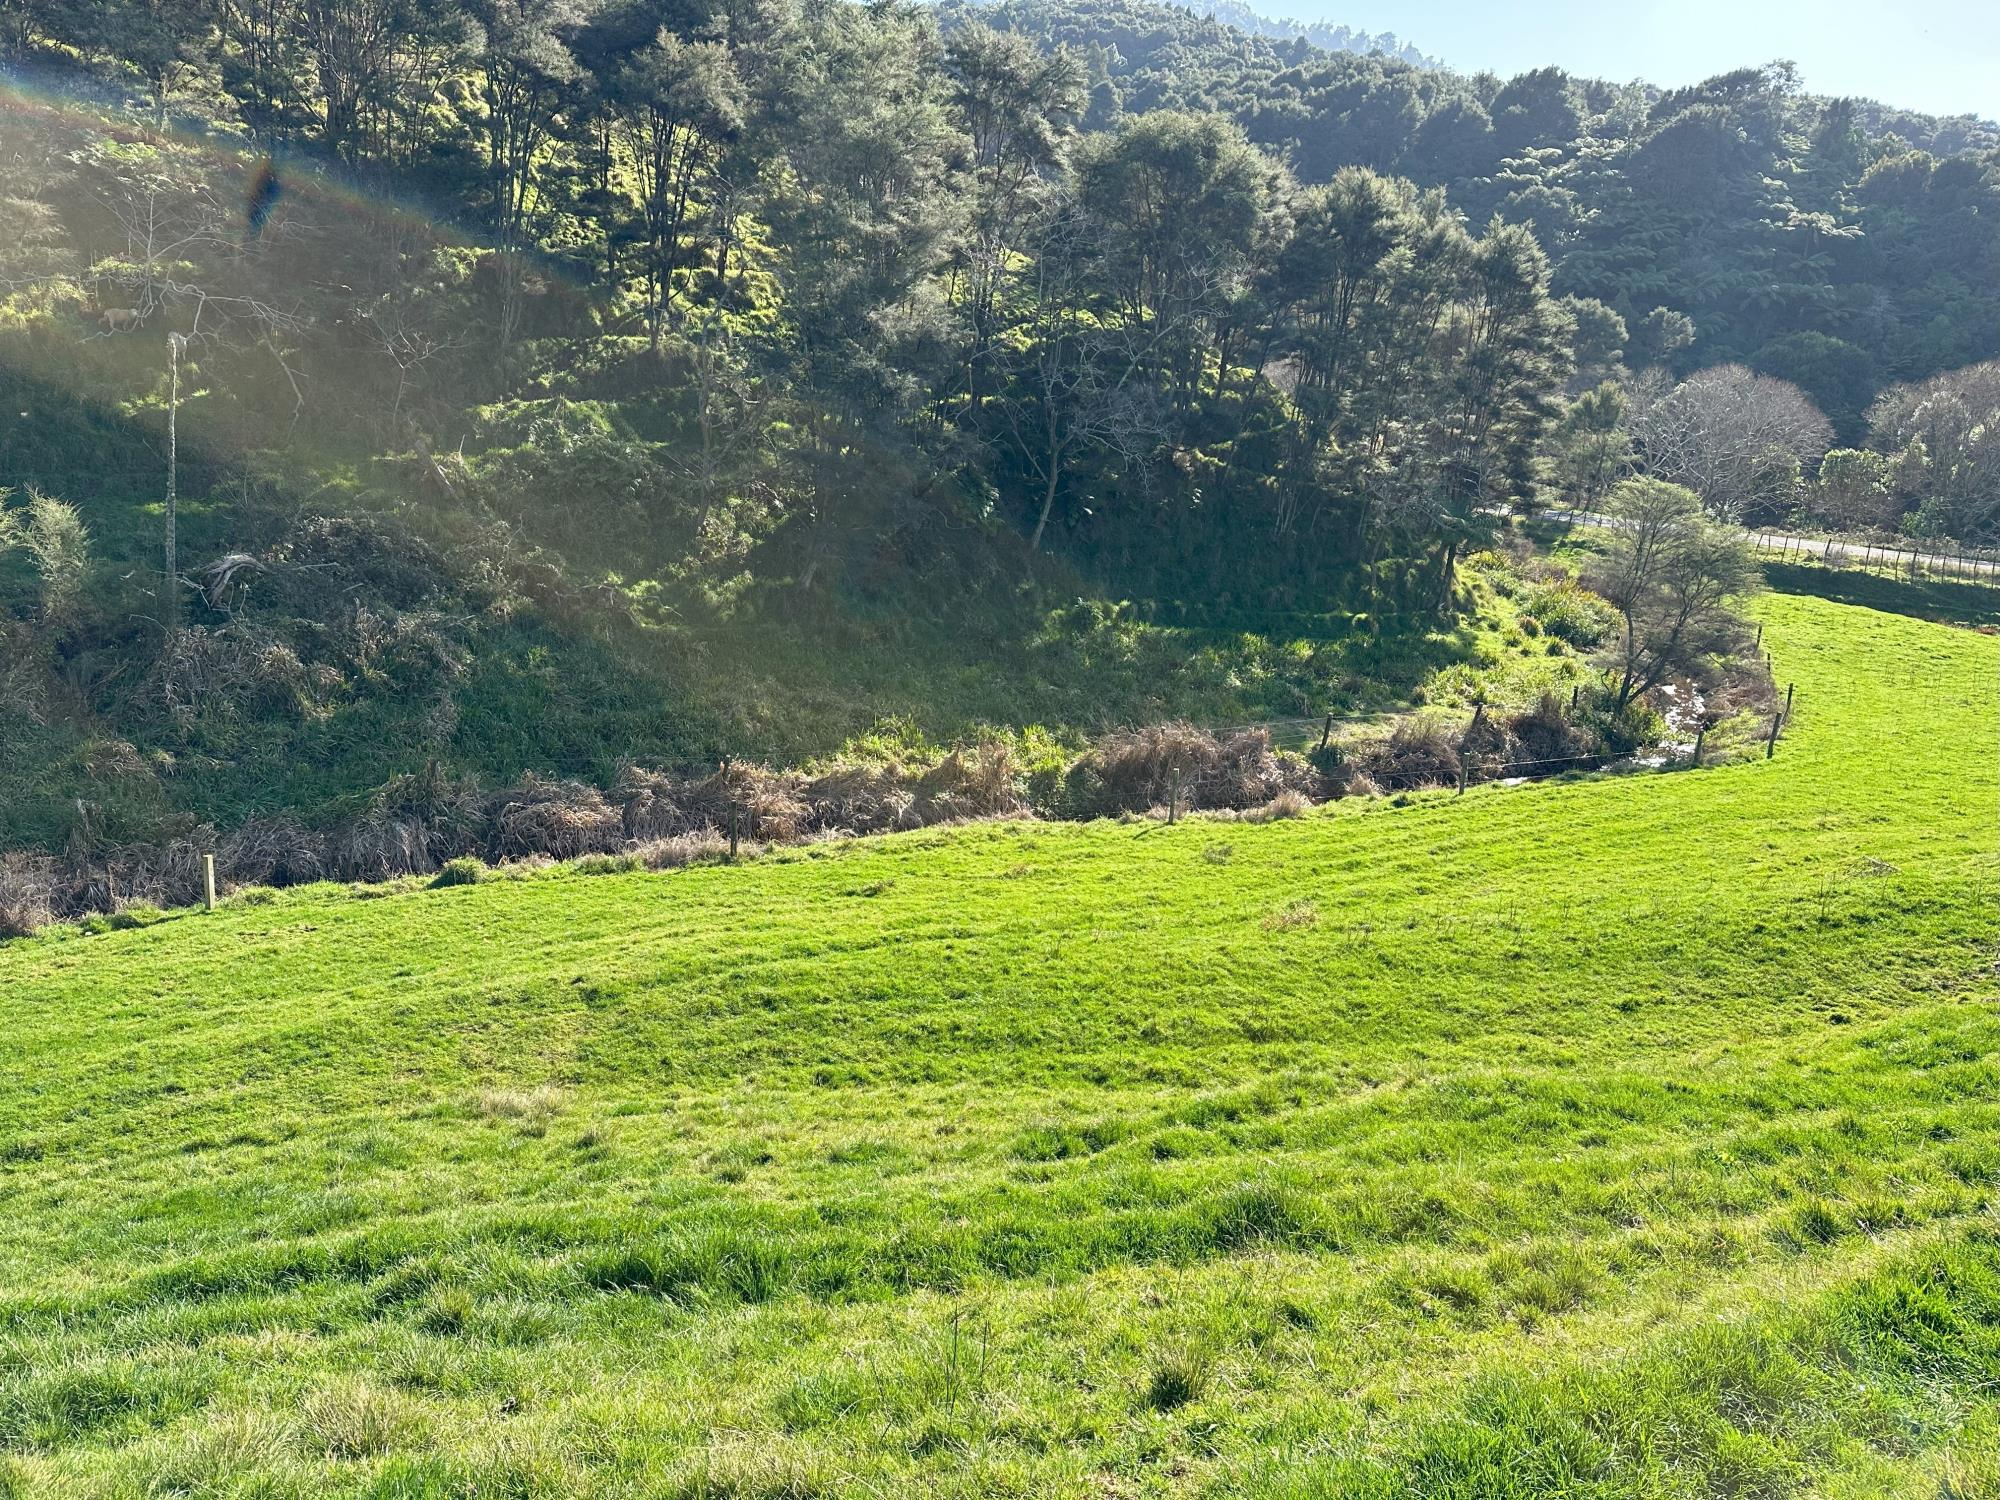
1286;0;1999;119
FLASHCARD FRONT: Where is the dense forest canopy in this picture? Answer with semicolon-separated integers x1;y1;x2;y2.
2;0;2000;856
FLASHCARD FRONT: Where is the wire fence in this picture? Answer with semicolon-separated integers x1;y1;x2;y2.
1746;531;2000;582
1544;508;2000;585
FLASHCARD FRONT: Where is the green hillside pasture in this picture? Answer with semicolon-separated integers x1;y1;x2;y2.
0;590;1995;1498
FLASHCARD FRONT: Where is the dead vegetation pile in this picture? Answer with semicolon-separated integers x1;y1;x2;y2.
1060;724;1317;818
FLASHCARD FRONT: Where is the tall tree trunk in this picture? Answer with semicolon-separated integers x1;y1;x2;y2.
1029;465;1060;553
164;334;180;634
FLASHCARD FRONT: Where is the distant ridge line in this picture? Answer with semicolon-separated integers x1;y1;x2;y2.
1179;0;1441;69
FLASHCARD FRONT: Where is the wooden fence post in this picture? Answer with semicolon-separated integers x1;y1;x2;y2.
202;853;217;912
728;802;739;861
1168;765;1180;824
1456;759;1469;796
1691;724;1706;768
1317;713;1333;753
1766;713;1782;759
1569;683;1579;711
1784;682;1795;722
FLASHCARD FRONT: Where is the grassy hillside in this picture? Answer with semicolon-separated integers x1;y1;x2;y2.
0;587;1995;1497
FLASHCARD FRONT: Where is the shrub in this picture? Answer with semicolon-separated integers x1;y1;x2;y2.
1361;718;1462;791
1522;580;1617;646
429;857;485;889
1575;695;1663;755
1506;692;1592;768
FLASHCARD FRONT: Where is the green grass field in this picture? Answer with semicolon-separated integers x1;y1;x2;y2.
1;588;1996;1499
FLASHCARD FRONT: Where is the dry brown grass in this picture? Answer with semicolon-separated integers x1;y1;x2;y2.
1214;788;1313;824
491;775;624;860
475;1085;564;1135
1261;899;1319;931
1360;717;1463;791
0;852;58;939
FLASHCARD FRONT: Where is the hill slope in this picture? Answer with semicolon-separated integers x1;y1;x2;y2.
0;587;1996;1496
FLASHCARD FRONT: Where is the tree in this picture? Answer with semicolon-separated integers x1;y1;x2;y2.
297;0;406;160
1809;448;1892;530
1750;331;1877;442
758;1;965;584
1629;306;1695;369
992;200;1169;552
944;24;1084;403
1559;295;1626;391
1268;165;1413;471
1588;478;1758;710
464;0;583;248
1865;361;2000;544
1633;364;1833;522
1545;381;1633;507
1074;109;1277;401
608;28;745;351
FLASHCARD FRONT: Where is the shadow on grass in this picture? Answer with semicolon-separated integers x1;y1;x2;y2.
1760;561;2000;630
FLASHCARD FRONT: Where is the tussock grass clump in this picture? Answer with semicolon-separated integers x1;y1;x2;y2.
581;1228;795;1306
1315;758;1384;799
429;856;485;889
572;851;644;876
218;816;323;889
684;766;812;843
634;830;732;869
296;1380;423;1460
1208;788;1312;824
656;1442;836;1500
326;766;483;881
1145;1344;1216;1411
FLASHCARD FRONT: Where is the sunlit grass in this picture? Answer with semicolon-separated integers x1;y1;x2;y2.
0;589;1994;1496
